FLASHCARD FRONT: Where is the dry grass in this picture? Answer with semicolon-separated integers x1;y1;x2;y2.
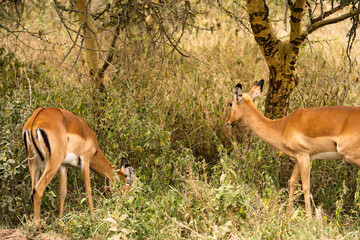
1;1;360;239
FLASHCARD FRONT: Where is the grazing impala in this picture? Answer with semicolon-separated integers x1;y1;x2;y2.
226;79;360;216
23;108;135;226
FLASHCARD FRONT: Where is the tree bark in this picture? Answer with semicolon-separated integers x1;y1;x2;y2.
74;0;105;92
246;0;306;119
265;46;300;119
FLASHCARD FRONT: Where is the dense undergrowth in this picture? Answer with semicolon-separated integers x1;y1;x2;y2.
1;3;360;239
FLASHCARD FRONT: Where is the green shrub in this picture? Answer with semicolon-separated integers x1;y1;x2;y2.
1;16;360;239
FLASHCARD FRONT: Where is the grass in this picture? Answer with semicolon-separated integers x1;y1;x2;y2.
1;1;360;239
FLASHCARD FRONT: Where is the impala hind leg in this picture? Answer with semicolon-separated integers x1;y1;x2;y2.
32;156;64;226
286;162;301;215
25;135;41;207
28;158;41;207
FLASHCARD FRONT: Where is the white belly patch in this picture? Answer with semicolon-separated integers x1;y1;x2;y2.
311;152;343;160
63;153;81;168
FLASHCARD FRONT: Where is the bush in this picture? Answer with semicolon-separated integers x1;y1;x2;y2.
1;16;360;239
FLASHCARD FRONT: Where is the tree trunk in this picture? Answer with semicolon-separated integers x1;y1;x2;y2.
246;0;306;119
75;0;105;92
264;42;300;119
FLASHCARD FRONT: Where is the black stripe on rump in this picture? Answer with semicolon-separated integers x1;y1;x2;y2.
39;129;51;156
31;131;44;161
23;132;28;154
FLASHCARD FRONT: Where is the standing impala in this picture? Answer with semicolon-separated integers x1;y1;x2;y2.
23;107;135;226
226;79;360;216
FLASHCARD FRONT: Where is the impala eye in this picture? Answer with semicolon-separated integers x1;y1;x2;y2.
229;102;233;107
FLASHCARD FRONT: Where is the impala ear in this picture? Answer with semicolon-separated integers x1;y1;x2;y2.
233;83;243;104
120;157;131;168
248;79;264;100
120;157;134;186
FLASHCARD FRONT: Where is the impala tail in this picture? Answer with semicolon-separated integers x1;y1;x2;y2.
24;128;52;162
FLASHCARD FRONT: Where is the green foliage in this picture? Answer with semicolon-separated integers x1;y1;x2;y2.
1;10;360;239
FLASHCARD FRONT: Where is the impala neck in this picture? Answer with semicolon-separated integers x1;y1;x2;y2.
242;97;283;150
89;148;125;181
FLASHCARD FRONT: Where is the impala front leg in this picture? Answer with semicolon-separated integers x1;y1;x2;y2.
59;165;67;219
80;156;95;218
297;154;311;216
286;162;300;215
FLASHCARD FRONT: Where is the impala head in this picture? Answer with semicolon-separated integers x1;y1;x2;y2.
120;157;135;191
226;79;264;128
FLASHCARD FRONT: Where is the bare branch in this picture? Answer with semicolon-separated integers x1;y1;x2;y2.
0;22;55;51
214;0;252;33
308;8;360;34
99;18;121;78
163;27;189;57
59;23;84;66
65;37;85;79
320;0;324;21
53;0;80;14
54;0;82;43
0;0;62;50
311;3;349;24
23;68;32;107
306;1;313;23
346;1;360;77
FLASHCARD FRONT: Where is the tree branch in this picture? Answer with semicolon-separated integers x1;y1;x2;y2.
289;0;306;43
246;0;280;60
99;18;121;78
59;23;84;66
306;1;313;23
215;0;252;33
311;3;349;24
320;0;324;21
307;8;360;34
